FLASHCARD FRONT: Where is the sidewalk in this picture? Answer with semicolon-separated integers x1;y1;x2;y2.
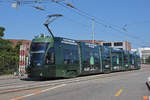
0;74;27;80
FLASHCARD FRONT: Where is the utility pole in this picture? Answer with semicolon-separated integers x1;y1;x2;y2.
123;24;128;51
92;18;95;45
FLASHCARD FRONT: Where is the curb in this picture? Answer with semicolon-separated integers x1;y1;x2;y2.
0;75;27;80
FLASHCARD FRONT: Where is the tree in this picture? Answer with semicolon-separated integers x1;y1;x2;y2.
0;27;21;75
40;33;45;38
146;56;150;64
0;39;15;75
0;27;5;38
14;40;22;55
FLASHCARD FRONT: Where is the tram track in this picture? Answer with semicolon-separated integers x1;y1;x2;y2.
0;69;144;94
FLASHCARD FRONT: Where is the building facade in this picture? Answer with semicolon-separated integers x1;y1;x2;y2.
8;39;31;74
101;41;131;51
78;40;104;45
134;47;150;64
8;39;31;56
79;40;131;51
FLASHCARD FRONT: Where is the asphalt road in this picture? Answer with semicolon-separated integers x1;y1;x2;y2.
17;68;150;100
1;65;150;100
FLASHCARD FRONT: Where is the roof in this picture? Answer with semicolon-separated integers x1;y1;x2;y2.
7;39;31;49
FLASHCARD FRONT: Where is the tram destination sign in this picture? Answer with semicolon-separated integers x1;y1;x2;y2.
61;38;78;45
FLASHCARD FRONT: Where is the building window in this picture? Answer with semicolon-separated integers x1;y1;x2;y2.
103;43;112;46
114;42;123;46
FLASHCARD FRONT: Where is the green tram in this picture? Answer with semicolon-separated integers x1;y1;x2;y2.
26;36;141;78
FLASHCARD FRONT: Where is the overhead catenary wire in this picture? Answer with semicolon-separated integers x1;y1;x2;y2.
28;1;94;37
14;0;150;47
63;16;90;28
52;1;150;47
51;1;127;40
51;1;126;43
63;2;149;44
54;1;108;27
1;0;149;47
36;1;137;43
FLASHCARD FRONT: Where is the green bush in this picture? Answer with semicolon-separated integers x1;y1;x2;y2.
0;27;21;75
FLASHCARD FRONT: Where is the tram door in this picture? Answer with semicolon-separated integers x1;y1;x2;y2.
79;42;100;75
101;46;111;73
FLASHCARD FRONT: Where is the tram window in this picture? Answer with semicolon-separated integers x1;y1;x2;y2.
73;50;79;64
64;49;72;64
45;48;55;64
130;55;134;64
64;49;79;64
132;59;135;64
94;52;99;65
112;55;120;65
84;51;90;65
119;55;122;64
124;55;128;63
112;56;117;64
83;50;99;66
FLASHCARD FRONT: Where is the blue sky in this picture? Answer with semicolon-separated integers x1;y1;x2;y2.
0;0;150;48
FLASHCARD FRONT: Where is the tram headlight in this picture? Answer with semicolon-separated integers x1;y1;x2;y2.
105;65;109;68
125;64;128;67
37;63;41;66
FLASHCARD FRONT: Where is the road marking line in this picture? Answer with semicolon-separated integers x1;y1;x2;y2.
115;89;123;96
11;96;25;100
143;96;148;100
33;90;41;95
41;84;66;92
1;69;139;94
23;93;34;97
11;84;66;100
23;90;39;92
0;88;22;93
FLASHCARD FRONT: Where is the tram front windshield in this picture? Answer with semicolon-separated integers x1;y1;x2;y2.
30;42;49;66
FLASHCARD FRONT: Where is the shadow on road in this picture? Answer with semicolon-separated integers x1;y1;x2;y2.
20;77;66;81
